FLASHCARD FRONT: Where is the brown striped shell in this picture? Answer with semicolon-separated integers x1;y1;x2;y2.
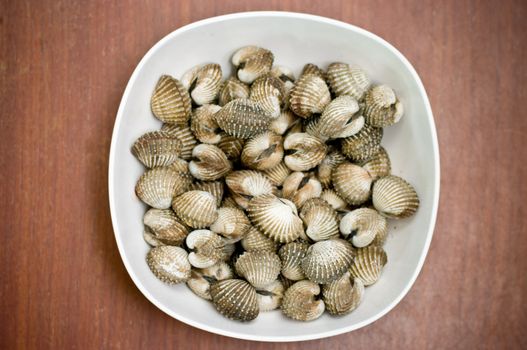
283;133;327;172
213;98;272;139
300;198;340;241
143;208;189;246
278;241;309;281
363;85;403;127
289;74;331;118
341;123;383;162
161;124;198;160
189;181;224;207
218;77;250;106
326;62;371;100
210;207;251;243
241;132;284;170
349;246;387;286
361;146;391;180
135;166;190;209
256;279;284;311
250;74;285;118
301;63;326;80
332;162;373;205
372;175;419;218
146;246;191;284
231;46;274;84
188;144;232;181
210;279;259;321
235;251;281;288
186;229;234;268
186;262;233;300
150;75;192;124
317;150;347;188
340;208;388;247
241;226;278;253
301;238;355;284
281;280;325;321
131;131;182;168
143;226;163;247
181;63;223;105
320;189;348;211
190;104;222;144
322;272;364;316
217;132;245;160
225;170;275;209
282;172;322;209
262;161;291;186
172;190;218;228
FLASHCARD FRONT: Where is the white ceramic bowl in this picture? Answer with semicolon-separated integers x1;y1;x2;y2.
108;11;440;342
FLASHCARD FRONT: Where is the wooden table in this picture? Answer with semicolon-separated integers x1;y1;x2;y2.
1;1;526;349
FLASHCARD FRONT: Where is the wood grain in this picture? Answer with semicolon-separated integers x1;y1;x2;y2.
1;0;526;349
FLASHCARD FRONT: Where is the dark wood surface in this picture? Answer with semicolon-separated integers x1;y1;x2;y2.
1;0;526;349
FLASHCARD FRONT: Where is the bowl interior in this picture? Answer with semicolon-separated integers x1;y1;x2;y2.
109;12;439;342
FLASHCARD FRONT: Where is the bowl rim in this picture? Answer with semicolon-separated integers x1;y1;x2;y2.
108;11;440;342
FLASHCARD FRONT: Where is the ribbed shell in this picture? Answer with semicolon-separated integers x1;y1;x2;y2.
363;85;403;127
190;104;222;144
281;280;325;321
301;238;355;284
247;194;303;243
231;46;274;84
256;280;284;311
221;195;242;209
143;208;189;246
308;95;364;140
341;123;383;162
135;166;190;209
186;230;234;268
218;77;250;106
210;279;259;321
349;246;387;286
317;150;347;188
241;226;278;253
269;109;298;135
181;63;222;105
300;199;340;241
282;172;322;209
361;146;391;180
322;272;364;316
226;170;275;208
210;207;251;242
332;163;373;205
150;75;192;125
241;132;284;170
301;63;326;80
250;74;285;118
190;181;224;207
186;262;233;300
372;175;419;218
172;191;218;228
320;189;348;211
235;251;281;288
146;246;191;284
283;133;327;171
340;208;388;247
213;98;272;139
289;74;331;118
161;124;197;160
216;132;245;160
262;161;291;186
131;131;182;168
143;226;163;247
188;144;232;181
326;62;371;100
278;242;309;281
167;158;194;187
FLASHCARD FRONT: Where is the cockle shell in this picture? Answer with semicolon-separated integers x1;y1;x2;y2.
247;194;303;243
262;161;291;186
300;198;340;241
322;272;364;316
270;65;295;94
320;189;348;211
372;175;419;218
235;251;281;288
167;158;194;187
282;172;322;209
221;195;241;209
307;95;365;140
172;190;218;228
360;146;391;180
186;229;234;268
301;63;326;80
279;275;296;291
213;98;272;139
210;279;259;321
231;46;274;83
190;181;224;207
218;77;250;106
278;241;309;281
131;131;182;168
283;133;327;171
332;162;373;205
326;62;371;100
161;124;197;160
340;208;388;247
186;262;233;300
301;238;355;284
256;280;284;311
269;109;298;135
210;207;251;242
143;226;163;247
363;85;403;127
281;280;325;321
341;123;383;162
188;144;231;181
190;104;222;144
181;63;222;105
135;166;190;209
317;150;347;188
250;74;285;118
349;245;387;286
143;208;189;246
241;226;278;253
150;75;192;124
217;132;245;159
146;246;191;284
241;132;284;170
289;74;331;118
226;170;275;209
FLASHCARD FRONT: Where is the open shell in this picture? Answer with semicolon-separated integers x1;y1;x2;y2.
332;162;373;205
322;272;364;316
250;74;285;118
300;198;340;241
349;246;387;286
363;85;403;127
241;132;284;170
146;246;191;284
131;131;182;168
135;166;190;209
340;208;388;247
210;207;251;243
190;181;224;207
360;146;391;180
283;133;327;171
262;161;291;186
278;241;309;281
256;280;284;312
190;104;222;144
186;262;233;300
218;77;250;106
241;226;278;253
341;123;383;162
172;190;218;228
235;251;281;288
210;279;259;321
289;74;331;118
232;46;274;84
281;280;325;321
282;172;322;209
226;170;275;209
181;63;222;105
188;144;231;181
150;75;191;125
372;175;419;218
317;150;347;188
302;238;355;284
186;229;234;268
143;208;189;246
326;62;371;100
161;124;197;160
213;98;272;139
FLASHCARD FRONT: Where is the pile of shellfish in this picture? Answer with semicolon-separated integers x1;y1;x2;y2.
133;46;419;322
